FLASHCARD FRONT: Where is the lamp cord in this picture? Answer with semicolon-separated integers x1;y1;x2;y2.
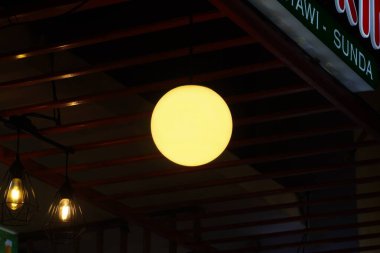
65;152;69;180
16;128;20;159
188;13;194;83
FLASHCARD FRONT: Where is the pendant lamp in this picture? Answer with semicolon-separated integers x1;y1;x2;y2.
151;85;233;166
0;130;38;225
45;153;85;243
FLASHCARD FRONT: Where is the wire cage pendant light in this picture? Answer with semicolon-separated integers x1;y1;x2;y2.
45;153;85;243
0;130;38;226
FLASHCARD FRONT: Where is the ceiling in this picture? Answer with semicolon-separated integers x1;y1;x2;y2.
0;0;380;252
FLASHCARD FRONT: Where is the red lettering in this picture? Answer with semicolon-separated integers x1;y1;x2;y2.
335;0;358;25
371;0;380;49
337;0;345;10
359;0;370;37
336;0;380;50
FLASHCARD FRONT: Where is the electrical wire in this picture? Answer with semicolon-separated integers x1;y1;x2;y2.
65;152;69;180
188;14;194;83
16;128;20;158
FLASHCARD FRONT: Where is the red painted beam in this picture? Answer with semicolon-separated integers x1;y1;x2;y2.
0;84;311;142
0;60;283;117
73;124;357;188
9;84;313;160
19;219;126;241
14;104;342;159
230;123;358;148
47;153;162;174
176;189;380;221
0;11;223;61
0;36;256;89
1;0;130;28
225;84;313;104
88;154;375;200
133;157;379;212
309;245;380;253
180;205;380;233
203;219;380;244
70;131;353;186
122;172;380;205
225;233;380;253
19;135;151;159
47;123;354;177
0;113;150;142
234;104;335;127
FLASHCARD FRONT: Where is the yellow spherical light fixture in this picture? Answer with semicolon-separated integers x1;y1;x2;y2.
151;85;233;166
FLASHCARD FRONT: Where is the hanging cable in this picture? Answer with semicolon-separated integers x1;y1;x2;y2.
188;13;194;83
16;128;20;159
16;129;19;154
65;152;69;181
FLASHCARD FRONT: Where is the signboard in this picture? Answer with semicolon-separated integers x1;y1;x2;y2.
0;227;17;253
248;0;380;91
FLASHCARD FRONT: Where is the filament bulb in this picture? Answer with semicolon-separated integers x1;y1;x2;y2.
6;178;24;211
58;198;72;222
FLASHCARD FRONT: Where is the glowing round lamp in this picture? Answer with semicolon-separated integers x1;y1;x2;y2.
151;85;233;166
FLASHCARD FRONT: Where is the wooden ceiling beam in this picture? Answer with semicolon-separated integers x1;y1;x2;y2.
226;84;313;104
19;218;127;241
0;10;223;61
234;104;335;126
16;96;337;162
305;245;380;253
39;115;350;175
208;0;380;140
230;123;358;148
112;172;380;204
0;113;149;142
0;83;311;142
0;36;256;90
65;132;359;184
203;219;380;244
1;0;130;28
0;59;283;117
46;153;162;174
176;189;380;221
133;159;379;213
20;135;151;159
73;124;358;188
85;153;375;200
224;232;380;253
180;206;380;233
